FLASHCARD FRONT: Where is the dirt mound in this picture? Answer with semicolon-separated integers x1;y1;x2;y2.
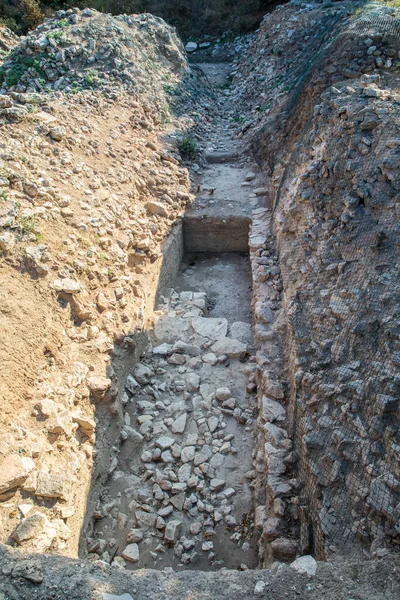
0;7;187;94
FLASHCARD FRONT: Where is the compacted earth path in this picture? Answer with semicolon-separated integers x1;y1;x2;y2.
88;63;270;571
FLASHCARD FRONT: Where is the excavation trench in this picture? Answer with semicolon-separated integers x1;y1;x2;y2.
80;57;276;571
86;216;261;570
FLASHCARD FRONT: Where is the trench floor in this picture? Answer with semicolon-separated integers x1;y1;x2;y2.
176;253;253;326
91;288;258;571
87;63;268;573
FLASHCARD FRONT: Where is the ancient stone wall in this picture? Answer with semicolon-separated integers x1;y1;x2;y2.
249;4;400;559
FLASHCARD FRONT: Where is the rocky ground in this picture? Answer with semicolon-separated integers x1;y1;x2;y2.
88;287;258;570
1;542;400;600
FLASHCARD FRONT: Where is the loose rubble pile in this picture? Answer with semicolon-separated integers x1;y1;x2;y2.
88;289;258;570
2;541;399;600
0;8;188;95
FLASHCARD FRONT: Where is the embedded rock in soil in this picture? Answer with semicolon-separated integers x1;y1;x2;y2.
0;455;35;494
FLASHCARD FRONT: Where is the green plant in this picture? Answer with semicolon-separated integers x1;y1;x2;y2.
0;17;20;33
47;29;64;42
53;17;69;28
219;79;232;90
163;83;174;95
19;215;37;235
2;54;46;87
83;69;100;87
177;134;197;160
0;190;8;201
257;102;271;113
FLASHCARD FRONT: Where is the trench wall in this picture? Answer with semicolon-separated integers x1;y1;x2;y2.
250;5;400;561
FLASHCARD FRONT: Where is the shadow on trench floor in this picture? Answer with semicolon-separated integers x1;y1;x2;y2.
79;249;259;572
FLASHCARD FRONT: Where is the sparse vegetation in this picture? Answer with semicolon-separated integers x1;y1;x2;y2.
18;215;38;236
83;69;100;87
177;134;197;160
0;54;46;87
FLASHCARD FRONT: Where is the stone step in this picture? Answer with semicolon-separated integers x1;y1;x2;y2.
204;150;239;163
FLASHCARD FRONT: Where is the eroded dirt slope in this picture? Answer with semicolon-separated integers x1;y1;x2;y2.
0;7;215;557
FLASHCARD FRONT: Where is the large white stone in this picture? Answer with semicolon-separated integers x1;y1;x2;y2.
191;317;228;340
185;41;198;52
155;316;190;343
0;455;35;494
211;337;247;358
290;555;318;576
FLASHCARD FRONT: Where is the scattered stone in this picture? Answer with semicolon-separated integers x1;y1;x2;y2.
171;414;187;434
215;388;232;401
186;372;200;392
133;363;153;385
185;42;198;53
164;520;182;543
155;436;175;450
102;595;134;600
0;455;35;494
210;478;225;492
254;581;266;595
11;512;47;544
211;337;247;358
121;543;140;562
127;529;144;543
53;278;81;294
